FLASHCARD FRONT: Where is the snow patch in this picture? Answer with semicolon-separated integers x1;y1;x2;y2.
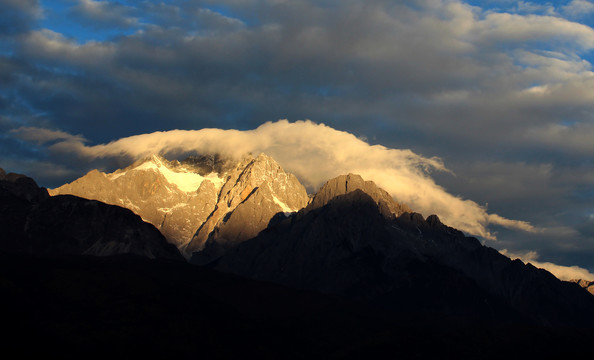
110;155;224;193
204;172;225;191
271;193;295;216
157;167;204;192
109;171;126;180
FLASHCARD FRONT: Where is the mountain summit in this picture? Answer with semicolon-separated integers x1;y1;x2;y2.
51;153;309;256
305;173;411;216
185;153;309;256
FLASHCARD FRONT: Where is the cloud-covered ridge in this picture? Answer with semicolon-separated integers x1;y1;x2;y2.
501;249;594;281
13;120;536;239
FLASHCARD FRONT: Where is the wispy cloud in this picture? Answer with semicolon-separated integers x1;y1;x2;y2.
11;126;88;145
563;0;594;19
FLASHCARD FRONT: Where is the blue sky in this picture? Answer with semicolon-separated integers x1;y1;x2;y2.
3;0;594;278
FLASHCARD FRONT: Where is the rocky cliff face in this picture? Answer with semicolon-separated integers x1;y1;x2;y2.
0;168;182;260
186;153;309;257
51;153;310;257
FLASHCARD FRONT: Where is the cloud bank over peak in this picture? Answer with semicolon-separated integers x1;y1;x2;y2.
13;120;536;240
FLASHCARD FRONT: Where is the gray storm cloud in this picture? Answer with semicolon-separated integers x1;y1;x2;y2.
13;120;536;239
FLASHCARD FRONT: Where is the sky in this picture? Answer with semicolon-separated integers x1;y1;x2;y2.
2;0;594;279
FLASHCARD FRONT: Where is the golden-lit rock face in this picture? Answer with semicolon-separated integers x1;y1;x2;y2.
50;155;227;253
51;153;310;257
186;153;310;254
306;173;411;218
240;186;253;202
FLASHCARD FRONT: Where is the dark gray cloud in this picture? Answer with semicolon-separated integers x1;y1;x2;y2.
577;215;594;240
2;0;594;273
0;0;40;36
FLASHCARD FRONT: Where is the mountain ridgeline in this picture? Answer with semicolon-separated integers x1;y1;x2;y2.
2;154;594;358
50;153;309;256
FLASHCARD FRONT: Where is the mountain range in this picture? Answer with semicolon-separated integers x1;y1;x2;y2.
2;154;594;358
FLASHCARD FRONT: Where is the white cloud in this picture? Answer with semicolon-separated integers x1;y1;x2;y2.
14;120;538;240
501;249;594;281
563;0;594;18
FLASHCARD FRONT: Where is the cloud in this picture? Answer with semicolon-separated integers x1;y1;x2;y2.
577;214;594;238
511;1;557;16
6;0;594;145
474;12;594;50
524;122;594;155
21;29;116;67
488;214;537;233
10;126;87;145
0;0;41;36
14;120;538;240
187;8;246;33
70;0;139;29
0;157;79;184
501;249;594;281
563;0;594;18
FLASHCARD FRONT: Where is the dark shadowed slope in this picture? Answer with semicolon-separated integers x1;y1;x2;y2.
201;174;594;328
573;279;594;295
0;168;183;260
